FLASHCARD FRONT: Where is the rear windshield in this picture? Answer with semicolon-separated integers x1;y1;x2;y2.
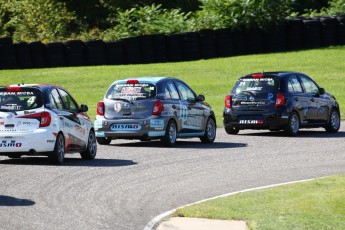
233;77;277;94
106;83;156;101
0;88;43;111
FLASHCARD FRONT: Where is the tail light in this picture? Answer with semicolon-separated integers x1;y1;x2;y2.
97;101;105;115
224;95;232;108
40;112;51;127
19;112;51;127
275;93;285;107
152;100;163;115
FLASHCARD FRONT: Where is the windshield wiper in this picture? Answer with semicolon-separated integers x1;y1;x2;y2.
110;98;133;104
0;109;17;115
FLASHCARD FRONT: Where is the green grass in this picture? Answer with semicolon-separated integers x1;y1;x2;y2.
0;46;344;124
174;174;345;230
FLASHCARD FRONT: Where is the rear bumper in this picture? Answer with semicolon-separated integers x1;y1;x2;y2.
223;108;289;129
0;129;56;154
94;117;166;139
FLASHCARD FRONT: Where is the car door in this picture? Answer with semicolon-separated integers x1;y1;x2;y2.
286;75;311;124
174;80;205;133
50;88;88;150
299;75;328;123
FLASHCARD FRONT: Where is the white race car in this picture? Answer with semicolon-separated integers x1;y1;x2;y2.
0;84;96;164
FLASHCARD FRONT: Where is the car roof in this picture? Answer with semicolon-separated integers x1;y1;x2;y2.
112;76;177;85
243;71;303;79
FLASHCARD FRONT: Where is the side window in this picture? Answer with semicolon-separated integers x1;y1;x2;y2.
50;89;64;110
164;86;172;99
300;76;319;94
175;81;196;101
288;76;303;93
58;89;78;111
167;82;180;100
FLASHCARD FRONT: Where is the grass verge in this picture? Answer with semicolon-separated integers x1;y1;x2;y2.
0;46;344;124
174;174;345;230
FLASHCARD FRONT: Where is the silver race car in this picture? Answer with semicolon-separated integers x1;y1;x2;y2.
95;77;216;146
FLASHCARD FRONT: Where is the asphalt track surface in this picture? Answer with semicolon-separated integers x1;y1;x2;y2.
1;124;344;230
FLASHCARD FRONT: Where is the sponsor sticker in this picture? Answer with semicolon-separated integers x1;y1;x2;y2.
114;102;122;112
0;140;22;148
150;119;164;129
239;120;264;124
110;124;141;131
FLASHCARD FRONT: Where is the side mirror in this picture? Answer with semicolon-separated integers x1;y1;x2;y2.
80;104;89;112
198;94;205;102
319;88;325;95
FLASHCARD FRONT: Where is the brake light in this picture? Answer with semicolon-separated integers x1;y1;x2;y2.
152;100;163;115
251;73;263;78
224;95;232;108
97;101;105;115
18;112;51;127
7;86;21;92
126;79;139;84
275;93;285;107
40;112;51;127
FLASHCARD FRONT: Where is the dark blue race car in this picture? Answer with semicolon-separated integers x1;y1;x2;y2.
223;72;341;136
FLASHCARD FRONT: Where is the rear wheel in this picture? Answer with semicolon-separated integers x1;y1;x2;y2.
285;112;300;136
161;120;177;147
325;109;340;133
96;137;111;145
80;130;97;160
49;133;65;164
200;118;216;143
225;125;239;134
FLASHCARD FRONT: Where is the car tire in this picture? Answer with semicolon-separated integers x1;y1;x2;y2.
49;133;65;165
96;137;111;145
161;120;177;147
200;118;216;143
225;125;240;134
285;112;300;136
325;109;340;133
80;130;97;160
8;154;22;159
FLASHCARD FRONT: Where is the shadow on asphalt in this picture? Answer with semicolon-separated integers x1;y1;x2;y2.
0;195;35;206
0;157;137;167
110;141;247;149
239;130;345;138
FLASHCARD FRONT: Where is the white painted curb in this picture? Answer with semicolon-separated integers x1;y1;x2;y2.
143;177;322;230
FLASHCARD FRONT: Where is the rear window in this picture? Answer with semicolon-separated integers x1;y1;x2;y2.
106;82;156;101
0;87;43;111
233;77;277;94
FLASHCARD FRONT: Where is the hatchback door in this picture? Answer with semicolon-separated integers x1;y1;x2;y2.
231;75;279;112
103;80;157;120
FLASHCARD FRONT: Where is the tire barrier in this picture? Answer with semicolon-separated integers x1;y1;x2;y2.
105;40;125;65
15;42;32;69
64;40;85;67
199;29;216;59
45;42;66;67
302;19;322;49
1;16;345;70
84;40;106;66
0;37;18;69
29;41;46;68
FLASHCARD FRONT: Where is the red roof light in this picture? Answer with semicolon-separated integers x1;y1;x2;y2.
251;73;263;78
126;80;139;84
7;86;21;92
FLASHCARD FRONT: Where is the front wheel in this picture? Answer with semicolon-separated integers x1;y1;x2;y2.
225;125;239;135
80;130;97;160
200;118;216;143
285;112;300;136
96;137;111;145
49;133;65;165
161;120;177;147
325;109;340;133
